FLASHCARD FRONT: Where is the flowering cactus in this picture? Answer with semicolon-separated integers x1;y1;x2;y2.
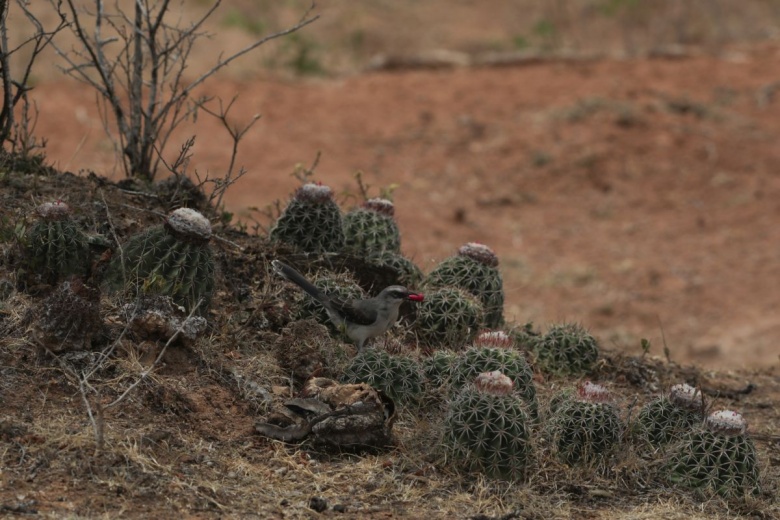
547;381;623;465
270;183;345;253
424;242;504;328
665;409;760;498
343;198;401;255
23;201;89;284
450;343;537;417
105;208;215;313
634;383;703;448
444;371;532;480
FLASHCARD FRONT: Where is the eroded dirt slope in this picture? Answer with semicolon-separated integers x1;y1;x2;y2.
33;44;780;370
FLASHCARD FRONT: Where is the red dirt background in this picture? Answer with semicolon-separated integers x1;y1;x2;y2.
18;3;780;371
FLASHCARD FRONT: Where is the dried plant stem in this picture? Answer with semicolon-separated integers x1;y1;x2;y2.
106;299;202;409
52;0;319;180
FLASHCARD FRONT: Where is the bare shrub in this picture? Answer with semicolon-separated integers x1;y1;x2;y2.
0;0;67;160
51;0;318;181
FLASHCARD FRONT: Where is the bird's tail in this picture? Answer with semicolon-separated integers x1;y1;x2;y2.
272;260;326;302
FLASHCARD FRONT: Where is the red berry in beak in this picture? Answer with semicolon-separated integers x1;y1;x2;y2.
407;292;424;302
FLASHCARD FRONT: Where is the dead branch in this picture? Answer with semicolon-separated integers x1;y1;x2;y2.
194;96;259;211
51;0;319;180
0;0;68;150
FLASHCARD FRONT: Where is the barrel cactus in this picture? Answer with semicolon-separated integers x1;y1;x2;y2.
343;349;424;404
444;371;532;480
33;278;101;354
105;208;215;314
343;198;401;255
366;251;423;288
547;381;623;465
634;383;704;449
22;201;90;284
425;242;504;328
270;183;344;253
413;287;483;348
665;410;760;498
535;322;599;375
451;341;537;417
422;349;459;388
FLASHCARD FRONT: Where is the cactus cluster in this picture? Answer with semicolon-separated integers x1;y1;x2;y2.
547;381;623;465
343;349;424;404
343;198;401;255
535;322;599;375
444;371;532;480
451;341;537;417
665;410;760;498
104;208;215;314
425;243;504;328
270;183;345;253
634;383;704;448
413;287;483;348
23;201;90;284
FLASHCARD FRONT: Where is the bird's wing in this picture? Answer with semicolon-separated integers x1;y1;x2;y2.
329;296;378;326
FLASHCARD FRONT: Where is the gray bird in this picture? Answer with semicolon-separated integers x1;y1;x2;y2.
272;260;424;351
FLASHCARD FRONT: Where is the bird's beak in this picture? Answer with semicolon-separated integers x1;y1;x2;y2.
406;292;424;302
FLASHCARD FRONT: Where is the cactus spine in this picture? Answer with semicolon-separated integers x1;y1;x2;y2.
343;349;424;404
413;287;483;348
23;201;90;284
425;243;504;328
547;382;623;465
451;336;537;417
105;208;215;313
535;322;599;375
665;410;760;498
343;198;401;255
444;371;532;480
270;183;344;253
422;349;459;388
634;383;704;448
34;278;101;353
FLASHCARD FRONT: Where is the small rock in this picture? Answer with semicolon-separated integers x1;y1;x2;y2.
0;278;14;300
309;496;327;513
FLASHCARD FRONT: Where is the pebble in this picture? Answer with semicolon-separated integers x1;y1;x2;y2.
309;496;327;513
